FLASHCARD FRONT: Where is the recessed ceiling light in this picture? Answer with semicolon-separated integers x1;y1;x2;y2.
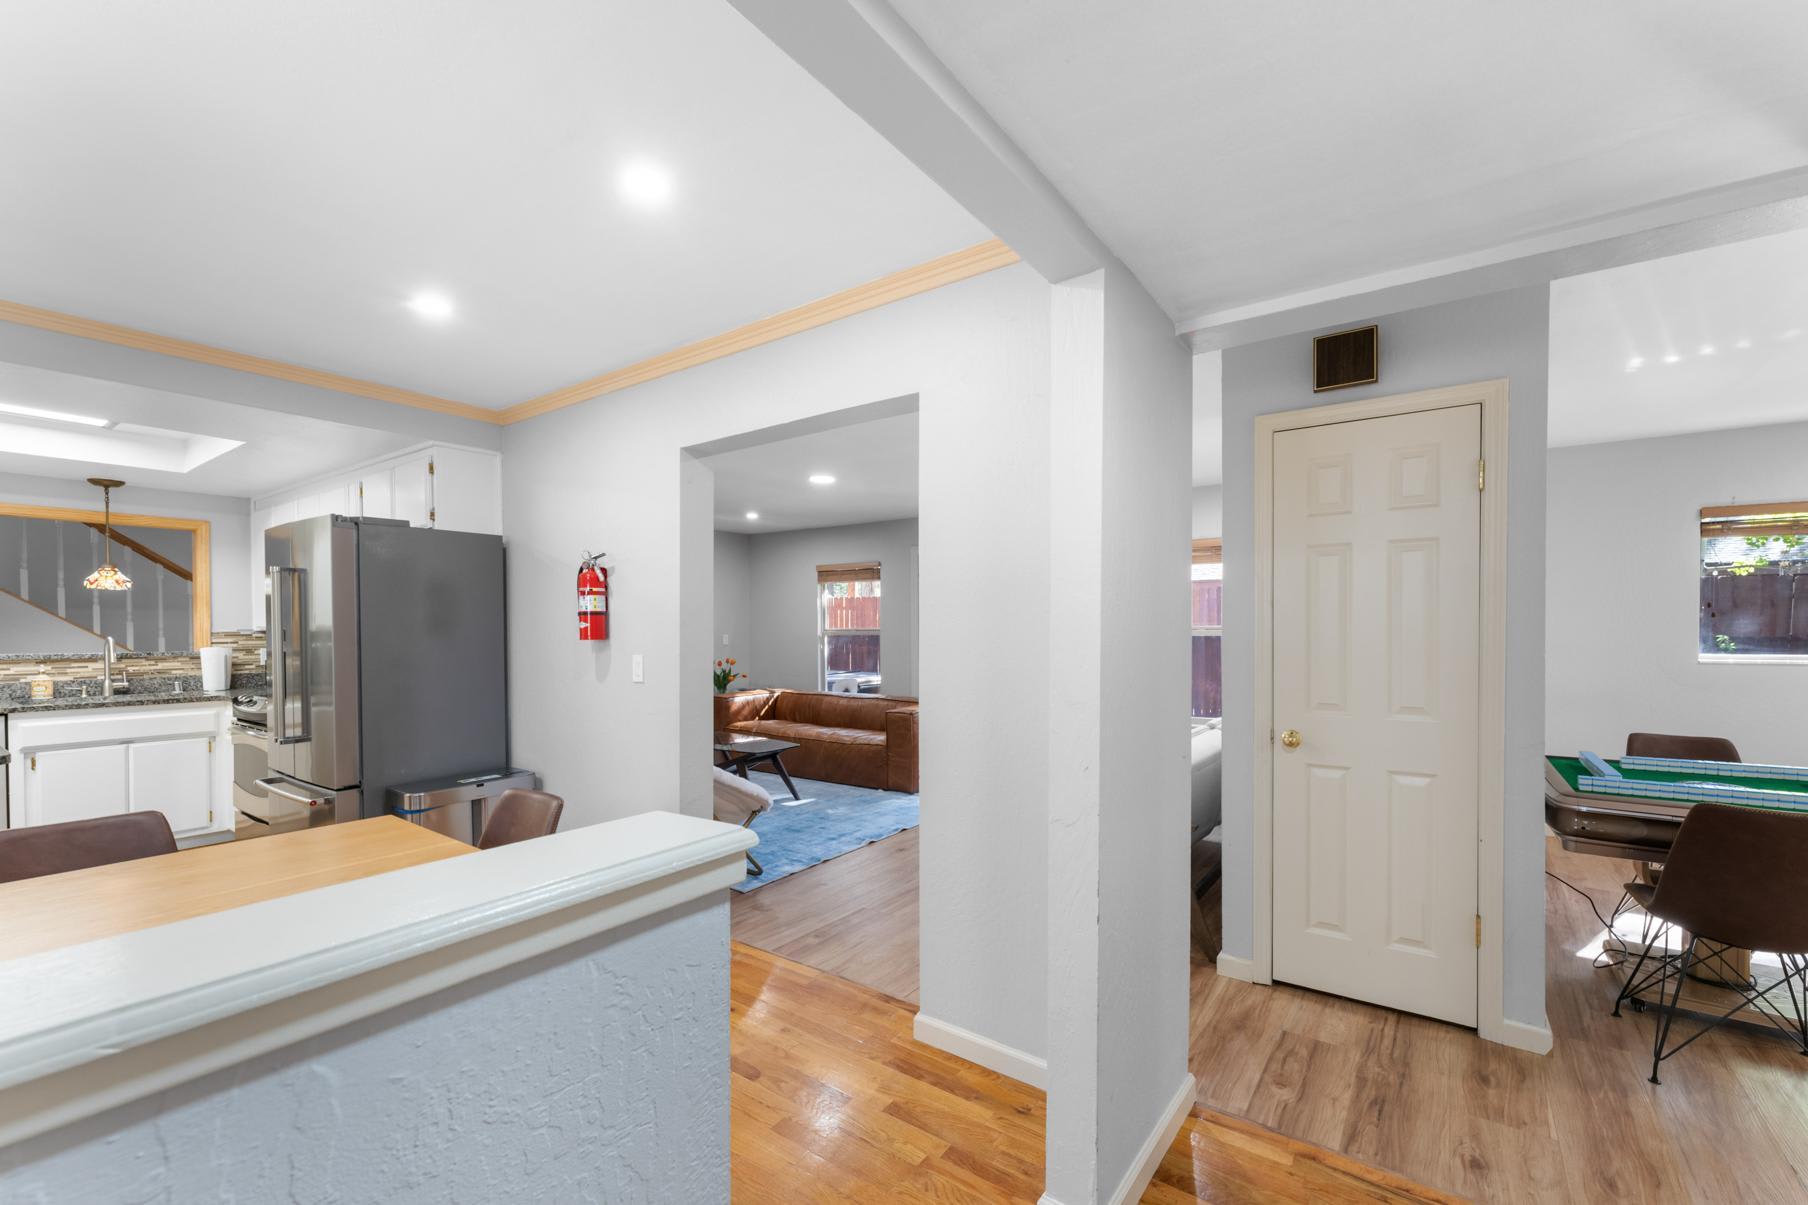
1624;356;1644;372
745;511;760;520
1698;344;1716;356
0;400;111;427
1735;338;1753;350
808;473;837;486
617;159;675;206
1782;328;1804;341
406;291;455;321
1662;354;1681;364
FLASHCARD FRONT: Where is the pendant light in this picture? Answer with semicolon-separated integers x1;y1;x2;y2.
83;477;133;591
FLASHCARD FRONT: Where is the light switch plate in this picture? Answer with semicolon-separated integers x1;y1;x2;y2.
631;654;644;683
722;633;730;646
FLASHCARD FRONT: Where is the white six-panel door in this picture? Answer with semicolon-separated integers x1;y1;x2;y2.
1271;404;1481;1025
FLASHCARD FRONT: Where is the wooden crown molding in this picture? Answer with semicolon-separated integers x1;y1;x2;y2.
500;238;1020;423
0;299;503;424
0;238;1019;430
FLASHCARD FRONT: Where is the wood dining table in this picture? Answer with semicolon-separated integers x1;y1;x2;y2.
0;817;473;963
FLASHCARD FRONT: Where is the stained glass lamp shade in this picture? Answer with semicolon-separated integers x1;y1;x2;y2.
83;477;133;591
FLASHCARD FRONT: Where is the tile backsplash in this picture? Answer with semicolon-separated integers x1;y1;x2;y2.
0;630;267;686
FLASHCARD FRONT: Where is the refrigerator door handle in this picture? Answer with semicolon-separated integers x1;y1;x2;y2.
270;566;311;746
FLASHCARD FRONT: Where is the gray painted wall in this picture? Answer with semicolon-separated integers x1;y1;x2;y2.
1220;285;1550;1029
1191;484;1223;539
1548;419;1808;765
502;264;1052;1067
712;531;754;682
741;517;918;697
0;897;732;1204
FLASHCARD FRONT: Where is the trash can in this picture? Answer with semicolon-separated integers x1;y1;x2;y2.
387;768;540;845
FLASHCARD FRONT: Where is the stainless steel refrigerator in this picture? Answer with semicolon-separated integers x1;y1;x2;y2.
261;515;507;825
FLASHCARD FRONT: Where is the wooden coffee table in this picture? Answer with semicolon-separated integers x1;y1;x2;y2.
713;732;802;800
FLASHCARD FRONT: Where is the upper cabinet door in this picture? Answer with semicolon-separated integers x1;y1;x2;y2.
426;446;502;535
299;483;351;520
21;744;128;827
128;737;214;835
359;471;395;520
390;452;435;527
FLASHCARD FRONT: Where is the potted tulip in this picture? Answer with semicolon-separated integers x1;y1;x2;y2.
713;657;747;693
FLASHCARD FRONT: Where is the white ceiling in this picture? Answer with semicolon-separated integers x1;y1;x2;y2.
886;1;1808;327
706;412;918;534
0;0;987;408
0;362;415;496
1549;226;1808;447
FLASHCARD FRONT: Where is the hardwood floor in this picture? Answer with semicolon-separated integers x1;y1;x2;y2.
731;826;920;1002
734;828;1808;1203
731;941;1449;1203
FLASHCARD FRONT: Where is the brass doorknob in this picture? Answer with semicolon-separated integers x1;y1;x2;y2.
1280;729;1302;749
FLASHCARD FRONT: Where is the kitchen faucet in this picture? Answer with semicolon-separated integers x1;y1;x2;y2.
102;636;127;698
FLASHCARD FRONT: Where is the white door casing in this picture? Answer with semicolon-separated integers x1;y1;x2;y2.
1270;403;1482;1025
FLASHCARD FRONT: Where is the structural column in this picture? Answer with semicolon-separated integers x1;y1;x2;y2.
1044;266;1195;1205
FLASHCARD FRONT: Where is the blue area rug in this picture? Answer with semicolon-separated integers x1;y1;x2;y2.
731;771;919;893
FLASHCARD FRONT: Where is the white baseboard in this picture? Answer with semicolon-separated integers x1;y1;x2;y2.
1106;1073;1196;1205
913;1013;1047;1089
1214;951;1256;982
1488;1015;1554;1055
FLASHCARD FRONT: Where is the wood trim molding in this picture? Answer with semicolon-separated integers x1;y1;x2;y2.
0;240;1019;431
500;238;1022;423
1191;538;1222;565
0;503;211;649
0;299;502;425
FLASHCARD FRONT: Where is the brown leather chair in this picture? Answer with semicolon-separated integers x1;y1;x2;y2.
1626;732;1741;762
477;789;565;849
0;812;178;884
1612;803;1808;1082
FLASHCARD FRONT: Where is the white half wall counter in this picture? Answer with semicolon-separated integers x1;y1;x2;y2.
0;811;753;1203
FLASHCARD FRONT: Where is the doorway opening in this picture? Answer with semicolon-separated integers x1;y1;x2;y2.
688;397;924;1003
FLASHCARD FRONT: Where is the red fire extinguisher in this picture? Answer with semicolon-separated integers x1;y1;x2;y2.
578;552;609;641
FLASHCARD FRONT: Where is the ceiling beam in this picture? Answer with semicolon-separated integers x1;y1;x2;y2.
0;298;501;424
1183;168;1808;352
727;0;1110;285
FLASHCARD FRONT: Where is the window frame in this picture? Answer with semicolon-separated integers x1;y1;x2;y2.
816;562;882;692
1698;500;1808;666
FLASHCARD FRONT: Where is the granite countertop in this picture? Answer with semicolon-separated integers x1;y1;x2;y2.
0;691;240;717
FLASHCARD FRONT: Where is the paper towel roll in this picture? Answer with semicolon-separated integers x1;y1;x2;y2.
200;645;230;692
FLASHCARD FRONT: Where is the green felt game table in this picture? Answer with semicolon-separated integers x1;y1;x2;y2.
1544;755;1808;860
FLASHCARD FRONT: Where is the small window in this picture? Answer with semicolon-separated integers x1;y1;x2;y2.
819;562;881;693
1192;539;1223;717
1700;501;1808;661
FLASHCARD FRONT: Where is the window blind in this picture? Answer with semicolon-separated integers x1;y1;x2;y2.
1700;501;1808;539
816;561;881;584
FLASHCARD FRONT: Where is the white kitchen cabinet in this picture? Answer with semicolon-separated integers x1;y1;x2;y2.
20;744;128;827
357;471;394;520
389;452;435;528
128;737;215;835
299;483;351;520
247;445;502;627
6;704;233;842
426;445;502;534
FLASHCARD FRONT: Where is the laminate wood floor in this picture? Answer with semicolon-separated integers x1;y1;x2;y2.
732;941;1450;1203
735;828;1808;1203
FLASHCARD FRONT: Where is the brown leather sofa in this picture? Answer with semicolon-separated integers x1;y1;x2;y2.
715;689;918;792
